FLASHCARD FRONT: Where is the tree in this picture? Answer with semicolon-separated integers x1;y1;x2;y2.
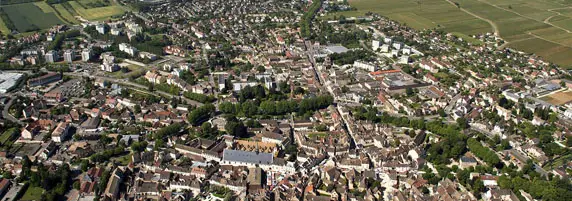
73;180;80;190
134;105;141;114
225;117;248;138
438;108;447;117
199;122;218;139
187;104;216;126
456;117;469;129
406;88;414;96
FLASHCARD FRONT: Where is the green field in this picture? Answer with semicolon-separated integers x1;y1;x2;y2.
327;0;572;67
53;4;81;24
0;0;124;34
20;186;44;201
0;16;9;35
2;2;65;32
68;1;124;21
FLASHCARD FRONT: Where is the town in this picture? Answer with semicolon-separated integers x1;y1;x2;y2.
0;0;572;201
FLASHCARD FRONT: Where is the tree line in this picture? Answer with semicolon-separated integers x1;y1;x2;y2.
467;138;501;167
219;95;334;117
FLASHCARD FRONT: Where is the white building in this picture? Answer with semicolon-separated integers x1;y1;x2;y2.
82;49;92;62
372;40;380;51
564;109;572;119
0;72;23;93
353;61;377;72
45;50;58;63
96;24;106;34
64;50;75;63
51;122;70;143
118;43;138;57
380;44;390;53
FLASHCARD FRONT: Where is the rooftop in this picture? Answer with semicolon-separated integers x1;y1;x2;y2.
222;149;273;165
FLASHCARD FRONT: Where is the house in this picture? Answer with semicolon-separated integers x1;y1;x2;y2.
459;155;478;169
247;167;263;193
104;168;123;200
51;122;70;143
0;178;11;198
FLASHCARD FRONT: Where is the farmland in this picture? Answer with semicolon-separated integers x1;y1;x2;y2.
1;3;64;32
540;90;572;106
0;0;124;34
68;1;124;21
326;0;572;67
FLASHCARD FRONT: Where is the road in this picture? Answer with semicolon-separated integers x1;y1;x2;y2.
445;0;499;37
1;96;23;125
64;72;204;107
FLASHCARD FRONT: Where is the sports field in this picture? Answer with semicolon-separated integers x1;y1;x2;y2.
326;0;572;67
2;3;64;32
540;90;572;105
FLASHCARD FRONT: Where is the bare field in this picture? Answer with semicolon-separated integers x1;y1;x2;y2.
540;91;572;105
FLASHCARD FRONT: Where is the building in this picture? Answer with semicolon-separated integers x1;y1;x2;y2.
353;61;378;72
218;74;226;90
372;40;380;50
45;50;58;63
104;168;123;200
28;72;62;87
459;155;478;169
64;50;75;63
119;43;138;57
247;167;263;192
222;149;273;167
100;53;119;72
51;122;70;143
0;72;23;93
96;24;106;34
0;178;11;198
82;49;92;62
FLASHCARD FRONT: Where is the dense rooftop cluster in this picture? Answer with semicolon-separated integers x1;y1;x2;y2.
0;0;571;201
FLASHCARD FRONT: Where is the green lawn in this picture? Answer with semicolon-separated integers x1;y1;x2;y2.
106;65;144;79
113;153;132;165
20;186;44;201
307;132;328;138
0;128;17;149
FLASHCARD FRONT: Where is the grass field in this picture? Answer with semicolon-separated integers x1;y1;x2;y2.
2;3;65;32
20;186;44;201
106;64;145;79
0;16;10;35
0;128;17;148
327;0;572;67
68;1;124;21
53;4;80;24
540;90;572;105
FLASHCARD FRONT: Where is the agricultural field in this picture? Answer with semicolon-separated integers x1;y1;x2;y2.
52;3;80;24
1;2;65;32
327;0;572;67
68;1;124;21
540;90;572;105
0;15;10;35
